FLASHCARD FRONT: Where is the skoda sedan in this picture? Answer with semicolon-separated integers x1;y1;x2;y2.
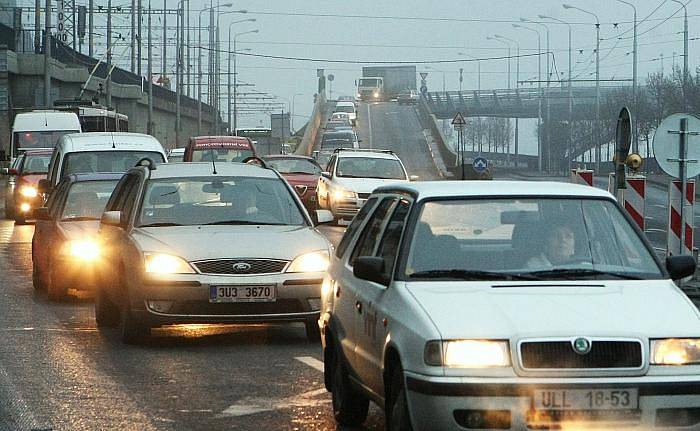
95;162;333;344
320;181;700;431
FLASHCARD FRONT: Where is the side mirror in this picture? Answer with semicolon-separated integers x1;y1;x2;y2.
37;179;51;194
101;210;122;227
666;255;696;280
33;207;50;220
410;175;420;181
315;209;334;224
321;171;331;179
353;256;389;286
8;168;18;175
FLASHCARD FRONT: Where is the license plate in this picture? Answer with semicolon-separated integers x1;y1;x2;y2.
209;285;276;303
533;389;638;411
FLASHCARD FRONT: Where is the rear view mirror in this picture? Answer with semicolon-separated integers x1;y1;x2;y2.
353;256;389;286
409;175;420;181
321;171;331;179
101;211;122;227
315;209;334;224
37;179;51;193
666;255;696;280
33;207;50;221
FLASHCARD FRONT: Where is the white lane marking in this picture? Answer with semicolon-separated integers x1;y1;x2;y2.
218;387;329;417
0;363;45;431
295;356;324;372
366;102;373;149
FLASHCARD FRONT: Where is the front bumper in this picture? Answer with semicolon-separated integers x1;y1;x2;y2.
405;372;700;430
330;196;368;218
53;257;100;291
130;272;325;326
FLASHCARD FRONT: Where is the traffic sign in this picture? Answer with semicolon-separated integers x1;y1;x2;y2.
451;112;467;129
328;74;335;82
653;113;700;179
473;157;488;173
419;72;429;80
420;85;428;94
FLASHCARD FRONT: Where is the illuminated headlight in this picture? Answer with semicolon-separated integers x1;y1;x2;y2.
424;340;511;368
356;93;361;98
19;203;31;213
144;252;195;274
373;91;379;98
61;240;101;261
19;186;38;198
332;189;357;200
651;339;700;365
286;250;330;273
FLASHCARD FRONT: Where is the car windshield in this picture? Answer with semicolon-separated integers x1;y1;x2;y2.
138;176;306;227
62;151;165;176
266;158;321;175
191;147;254;163
61;180;119;221
337;157;406;180
404;198;663;281
15;130;78;150
21;154;51;174
334;105;355;114
358;78;379;87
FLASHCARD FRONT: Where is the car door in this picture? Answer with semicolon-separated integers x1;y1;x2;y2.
343;196;397;383
355;197;412;396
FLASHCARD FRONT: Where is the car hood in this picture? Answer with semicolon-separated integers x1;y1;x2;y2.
282;173;319;187
405;281;700;340
131;225;330;261
17;174;47;186
333;176;408;194
58;220;101;239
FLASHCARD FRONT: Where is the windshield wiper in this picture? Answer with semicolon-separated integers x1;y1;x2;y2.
139;222;184;227
202;220;285;226
524;268;643;280
60;216;100;222
409;269;540;281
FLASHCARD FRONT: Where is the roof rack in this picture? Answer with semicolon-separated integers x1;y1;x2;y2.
332;148;394;154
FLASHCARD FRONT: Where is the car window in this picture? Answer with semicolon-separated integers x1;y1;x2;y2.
266;158;321;175
62;151;165;177
49;151;60;183
47;181;69;218
336;197;378;259
349;198;396;266
60;180;119;220
191;147;254;163
376;199;412;279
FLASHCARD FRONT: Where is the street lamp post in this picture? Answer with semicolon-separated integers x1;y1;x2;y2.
564;4;600;172
616;0;638;153
671;0;689;110
227;18;256;134
513;23;542;172
233;29;259;134
486;36;510;89
496;34;520;167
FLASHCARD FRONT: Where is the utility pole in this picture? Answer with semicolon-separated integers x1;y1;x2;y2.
130;0;135;73
595;22;600;171
137;0;142;76
186;0;190;97
175;1;181;146
88;0;93;57
672;0;689;110
147;0;153;135
162;0;166;79
106;0;112;107
44;0;52;108
34;0;41;54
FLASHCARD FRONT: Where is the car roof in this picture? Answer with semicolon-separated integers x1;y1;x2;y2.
59;132;165;152
336;150;398;160
63;172;125;183
141;162;280;180
373;181;615;200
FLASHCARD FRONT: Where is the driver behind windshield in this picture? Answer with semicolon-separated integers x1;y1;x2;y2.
526;224;576;268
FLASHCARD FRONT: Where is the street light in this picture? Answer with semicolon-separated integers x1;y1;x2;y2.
233;29;260;134
228;19;256;134
486;36;510;89
614;1;638;153
457;53;481;91
494;34;519;166
671;0;689;110
563;3;601;171
513;22;543;173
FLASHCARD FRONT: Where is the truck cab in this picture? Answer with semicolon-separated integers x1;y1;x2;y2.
357;77;384;102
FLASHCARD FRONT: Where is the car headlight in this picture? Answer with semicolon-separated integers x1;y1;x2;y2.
332;189;357;200
424;340;511;368
651;339;700;365
144;252;195;274
61;239;101;261
373;91;379;98
19;185;38;198
286;250;330;273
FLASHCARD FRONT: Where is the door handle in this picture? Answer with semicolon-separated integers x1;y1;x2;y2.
355;301;362;314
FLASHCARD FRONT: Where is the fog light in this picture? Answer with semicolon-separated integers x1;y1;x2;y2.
148;300;175;313
307;297;321;311
19;203;31;213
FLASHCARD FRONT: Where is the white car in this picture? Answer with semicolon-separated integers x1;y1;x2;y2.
320;181;700;430
334;101;357;126
167;147;185;162
316;149;414;222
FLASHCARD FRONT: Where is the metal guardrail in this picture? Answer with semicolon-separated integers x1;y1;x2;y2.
295;94;326;156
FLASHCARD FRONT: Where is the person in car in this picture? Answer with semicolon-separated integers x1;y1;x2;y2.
526;223;576;268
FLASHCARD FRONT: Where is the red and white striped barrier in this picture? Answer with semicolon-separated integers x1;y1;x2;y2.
623;176;646;231
570;169;594;186
667;179;695;256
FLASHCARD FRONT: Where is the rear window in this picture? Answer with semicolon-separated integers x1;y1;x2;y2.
62;151;165;176
14;130;78;150
191;147;255;163
334;105;355;114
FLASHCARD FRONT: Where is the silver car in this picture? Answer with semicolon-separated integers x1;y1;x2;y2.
95;161;334;344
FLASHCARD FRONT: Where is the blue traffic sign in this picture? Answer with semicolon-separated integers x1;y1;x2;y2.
473;157;488;173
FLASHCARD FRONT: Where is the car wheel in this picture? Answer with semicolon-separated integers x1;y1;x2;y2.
120;306;150;344
387;365;414;431
331;345;369;426
95;287;120;328
32;262;46;291
47;262;68;301
305;319;321;342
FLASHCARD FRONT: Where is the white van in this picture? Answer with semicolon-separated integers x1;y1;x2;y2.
10;110;82;160
334;101;357;125
44;132;168;189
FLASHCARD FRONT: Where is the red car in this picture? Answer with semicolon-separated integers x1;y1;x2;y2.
264;155;322;211
183;136;257;162
4;149;52;224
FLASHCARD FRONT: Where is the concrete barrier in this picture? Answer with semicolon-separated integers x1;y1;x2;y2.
295;94;326;156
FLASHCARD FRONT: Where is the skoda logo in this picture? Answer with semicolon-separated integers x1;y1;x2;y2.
232;262;252;272
572;337;592;355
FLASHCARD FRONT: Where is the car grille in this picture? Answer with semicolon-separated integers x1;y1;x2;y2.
192;259;289;275
357;193;371;199
520;340;643;369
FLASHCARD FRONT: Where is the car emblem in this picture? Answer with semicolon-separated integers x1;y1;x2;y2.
294;185;308;196
232;262;252;272
572;337;592;355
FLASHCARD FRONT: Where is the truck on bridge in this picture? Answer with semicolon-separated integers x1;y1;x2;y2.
357;66;416;101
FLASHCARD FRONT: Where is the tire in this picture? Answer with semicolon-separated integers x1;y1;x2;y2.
32;262;46;291
305;319;321;343
95;287;120;328
331;345;369;426
387;366;414;431
47;263;68;301
14;213;26;225
120;306;150;344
